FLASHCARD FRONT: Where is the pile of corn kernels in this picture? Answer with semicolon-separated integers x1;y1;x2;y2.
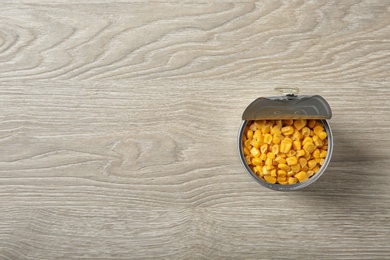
242;119;328;185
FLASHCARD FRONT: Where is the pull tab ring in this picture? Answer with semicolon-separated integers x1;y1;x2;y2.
275;87;299;96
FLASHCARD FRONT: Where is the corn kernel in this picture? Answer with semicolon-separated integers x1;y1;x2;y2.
264;134;273;144
291;163;301;173
313;125;324;136
307;120;317;128
297;149;306;157
286;156;298;166
260;144;268;154
307;170;315;177
250;139;260;149
318;131;327;140
288;177;298;184
281;126;294;136
261;123;271;134
265;157;273;166
319;158;325;165
275;156;286;164
277;176;287;183
250;147;260;157
292;129;301;141
301;165;309;172
245;156;251;165
313;165;320;173
295;171;309;182
283;119;293;126
262;166;270;176
271;125;282;135
267;152;275;159
243;147;250;156
277;170;287;177
313;149;320;158
301;127;311;137
293;119;306;130
287;150;296;157
308;159;317;169
303;142;316;154
302;136;313;146
299;158;307;168
266;164;274;171
260;153;267;161
320;150;327;158
249;124;257;131
293;140;301;151
252;157;262;166
313;136;323;147
244;139;251;149
278;163;291;171
271;169;277;177
247;129;253;139
280;139;292;153
276;120;282;128
272;134;281;144
271;144;279;155
264;175;276;184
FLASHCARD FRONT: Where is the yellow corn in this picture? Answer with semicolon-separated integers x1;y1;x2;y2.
277;170;287;178
266;164;274;171
281;126;294;136
249;123;257;131
297;149;306;157
313;125;324;136
301;127;311;137
293;119;306;130
319;159;325;166
283;119;293;126
301;165;309;172
261;123;271;134
262;166;270;176
244;147;250;156
287;150;296;157
303;142;316;154
318;131;327;140
260;153;267;161
307;170;315;177
250;147;260;158
299;157;307;168
275;156;287;164
292;129;301;141
271;125;282;135
286;156;298;166
307;120;317;128
264;175;276;184
295;171;309;182
244;139;251;149
320;150;327;158
308;159;317;169
302;136;313;146
264;134;273;144
260;144;268;154
252;157;262;166
245;156;251;165
271;169;277;177
277;176;287;183
265;158;272;165
250;139;260;149
293;140;301;151
313;165;320;173
267;152;275;159
280;138;292;153
291;163;301;173
313;149;320;158
288;177;298;184
276;120;282;128
313;136;323;147
278;163;291;172
271;144;279;155
247;129;253;139
272;134;281;144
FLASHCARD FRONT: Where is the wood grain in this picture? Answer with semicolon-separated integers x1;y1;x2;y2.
1;1;390;259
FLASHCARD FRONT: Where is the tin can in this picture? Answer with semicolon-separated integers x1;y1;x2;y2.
238;87;333;191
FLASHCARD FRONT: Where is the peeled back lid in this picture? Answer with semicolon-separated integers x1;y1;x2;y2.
242;87;332;120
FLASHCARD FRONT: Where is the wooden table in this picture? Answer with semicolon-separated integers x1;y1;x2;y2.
1;1;389;259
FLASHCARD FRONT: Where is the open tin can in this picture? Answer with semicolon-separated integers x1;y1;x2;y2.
238;87;333;191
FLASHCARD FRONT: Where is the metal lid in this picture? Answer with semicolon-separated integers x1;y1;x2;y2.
242;87;332;120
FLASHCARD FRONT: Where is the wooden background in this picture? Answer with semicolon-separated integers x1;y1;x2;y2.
1;1;390;259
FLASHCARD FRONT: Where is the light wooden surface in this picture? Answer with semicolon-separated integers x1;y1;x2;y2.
1;1;390;259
